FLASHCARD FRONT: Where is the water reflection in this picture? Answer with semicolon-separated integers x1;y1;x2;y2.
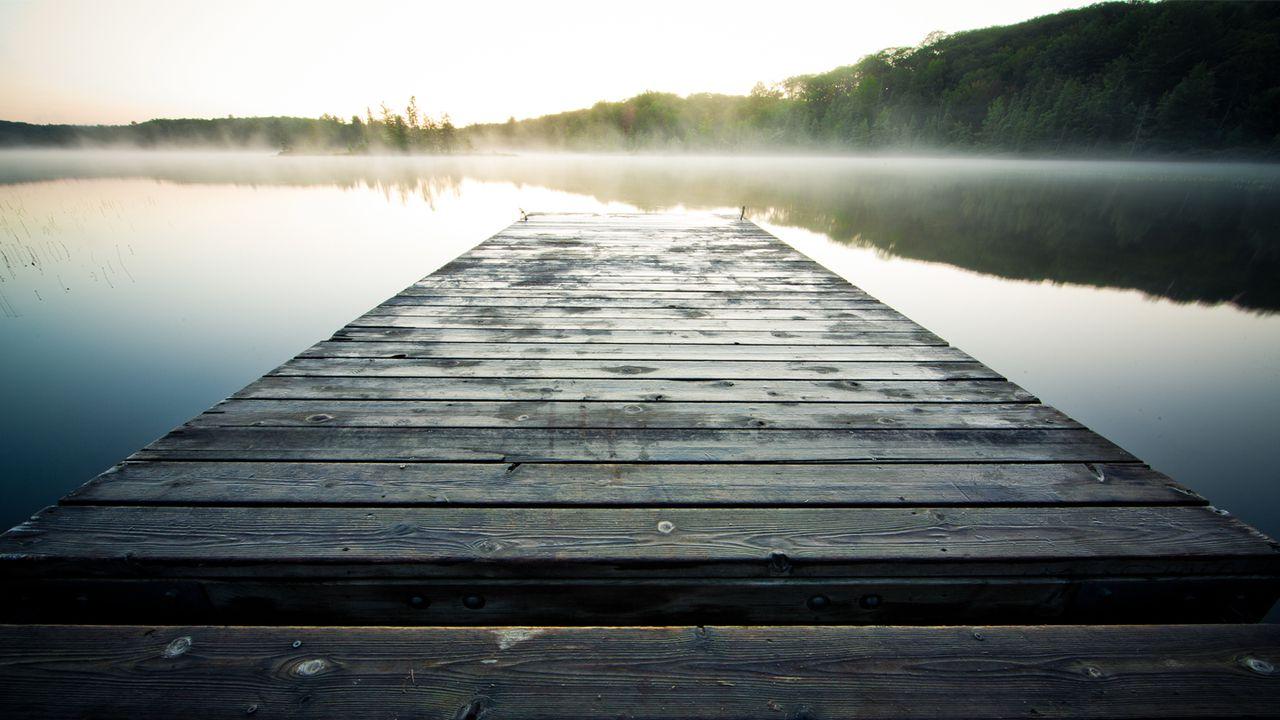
3;151;1277;311
0;151;1277;561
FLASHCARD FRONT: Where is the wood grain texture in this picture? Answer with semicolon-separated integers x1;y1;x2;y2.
2;624;1279;719
303;342;960;366
64;461;1191;507
323;330;949;348
133;426;1132;462
189;399;1071;429
398;288;878;299
3;505;1274;579
348;314;924;332
272;357;997;380
234;376;1034;403
412;281;863;292
366;304;910;320
390;290;883;307
373;301;900;316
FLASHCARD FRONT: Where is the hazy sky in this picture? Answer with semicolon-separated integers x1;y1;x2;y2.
1;0;1097;126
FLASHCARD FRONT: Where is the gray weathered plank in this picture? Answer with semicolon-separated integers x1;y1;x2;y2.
381;294;891;309
327;329;948;347
381;293;890;310
371;301;896;317
134;427;1131;462
305;341;952;362
348;314;924;332
413;281;860;292
190;399;1069;429
395;288;878;299
2;505;1272;579
235;376;1035;403
410;281;869;292
424;273;852;285
2;624;1279;719
66;461;1192;507
367;305;909;321
272;358;996;380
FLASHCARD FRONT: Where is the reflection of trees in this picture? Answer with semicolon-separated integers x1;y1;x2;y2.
3;153;1277;311
0;153;469;207
462;158;1280;312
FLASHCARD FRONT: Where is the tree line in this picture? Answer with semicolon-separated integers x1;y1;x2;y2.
470;1;1280;156
0;97;461;154
2;2;1277;156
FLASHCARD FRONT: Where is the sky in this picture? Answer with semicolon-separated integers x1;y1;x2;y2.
0;0;1098;126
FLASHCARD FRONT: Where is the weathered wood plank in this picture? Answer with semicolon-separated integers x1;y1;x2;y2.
306;340;952;362
272;358;997;380
424;273;852;285
396;287;878;299
2;505;1273;579
382;294;891;309
66;461;1193;507
378;301;901;317
327;329;948;347
404;280;875;292
349;314;924;332
12;624;1278;719
307;345;962;366
190;399;1069;429
429;263;845;275
133;426;1133;462
367;305;909;321
437;261;827;272
235;376;1035;403
413;281;859;292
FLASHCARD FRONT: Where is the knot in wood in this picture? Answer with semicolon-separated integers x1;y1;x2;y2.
471;538;507;555
1242;657;1275;675
292;658;329;677
162;635;192;658
390;521;420;536
604;365;654;375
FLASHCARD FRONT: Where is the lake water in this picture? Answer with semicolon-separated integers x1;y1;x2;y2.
2;150;1278;548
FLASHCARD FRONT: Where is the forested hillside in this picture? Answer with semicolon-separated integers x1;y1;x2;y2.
473;1;1280;154
3;1;1277;156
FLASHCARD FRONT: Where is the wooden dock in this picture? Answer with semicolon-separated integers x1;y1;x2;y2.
2;212;1278;717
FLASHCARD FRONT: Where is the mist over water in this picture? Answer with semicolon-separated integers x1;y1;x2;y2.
1;150;1278;547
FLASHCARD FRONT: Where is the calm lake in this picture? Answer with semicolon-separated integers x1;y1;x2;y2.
1;150;1278;546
